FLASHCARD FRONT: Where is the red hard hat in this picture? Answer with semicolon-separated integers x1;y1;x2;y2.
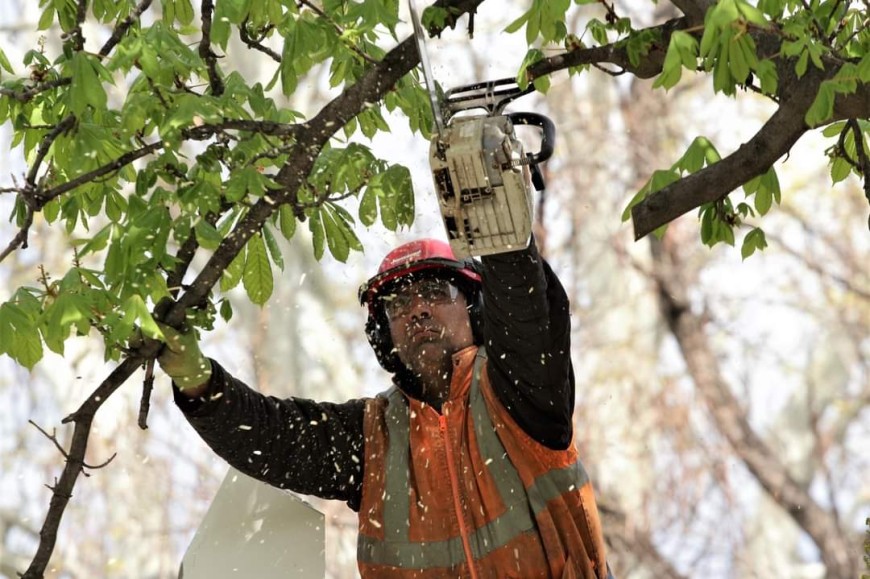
358;239;481;311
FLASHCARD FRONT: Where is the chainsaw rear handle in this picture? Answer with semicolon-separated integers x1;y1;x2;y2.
507;112;556;166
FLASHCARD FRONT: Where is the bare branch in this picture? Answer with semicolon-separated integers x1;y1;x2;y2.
36;140;164;207
528;18;685;81
27;420;118;471
846;118;870;224
668;0;715;23
70;0;87;52
22;357;148;579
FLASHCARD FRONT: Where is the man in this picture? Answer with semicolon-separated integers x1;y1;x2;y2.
160;236;613;578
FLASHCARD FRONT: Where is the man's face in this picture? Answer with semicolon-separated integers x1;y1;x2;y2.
382;276;474;376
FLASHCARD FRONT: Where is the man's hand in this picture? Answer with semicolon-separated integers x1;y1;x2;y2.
156;323;212;396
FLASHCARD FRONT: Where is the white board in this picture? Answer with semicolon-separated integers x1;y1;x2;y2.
180;468;325;578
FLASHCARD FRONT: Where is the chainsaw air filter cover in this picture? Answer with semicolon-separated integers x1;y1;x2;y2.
430;114;533;258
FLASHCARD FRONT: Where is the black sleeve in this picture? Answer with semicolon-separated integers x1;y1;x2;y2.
174;361;366;511
480;237;575;450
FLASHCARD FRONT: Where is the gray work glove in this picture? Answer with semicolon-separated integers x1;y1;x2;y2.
155;323;212;391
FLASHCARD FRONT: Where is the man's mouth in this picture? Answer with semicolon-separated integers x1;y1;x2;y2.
410;326;441;341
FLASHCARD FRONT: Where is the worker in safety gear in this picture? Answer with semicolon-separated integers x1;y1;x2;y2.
160;236;615;578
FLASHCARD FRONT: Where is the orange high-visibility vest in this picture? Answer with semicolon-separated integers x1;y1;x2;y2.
358;347;611;579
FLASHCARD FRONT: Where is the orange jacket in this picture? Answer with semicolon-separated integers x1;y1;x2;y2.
358;347;610;579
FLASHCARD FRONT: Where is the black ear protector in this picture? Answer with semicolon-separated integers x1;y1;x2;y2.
365;258;484;374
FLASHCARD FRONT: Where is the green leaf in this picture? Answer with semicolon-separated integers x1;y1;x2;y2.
221;249;246;292
219;299;234;322
174;0;195;25
0;303;43;369
309;209;325;260
262;225;285;271
754;185;772;214
195;220;224;250
504;10;530;34
741;227;768;260
278;204;298;240
69;52;109;115
805;82;836;126
830;157;851;183
242;232;273;305
0;47;13;74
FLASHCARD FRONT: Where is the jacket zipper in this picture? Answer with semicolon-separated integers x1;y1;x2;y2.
439;413;479;579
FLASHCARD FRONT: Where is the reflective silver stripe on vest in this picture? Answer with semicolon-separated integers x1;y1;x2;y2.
358;349;589;569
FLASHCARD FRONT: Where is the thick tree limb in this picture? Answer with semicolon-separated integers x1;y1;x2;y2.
528;14;869;240
649;236;860;578
631;64;828;239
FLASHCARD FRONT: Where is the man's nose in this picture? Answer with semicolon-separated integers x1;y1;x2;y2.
407;294;432;320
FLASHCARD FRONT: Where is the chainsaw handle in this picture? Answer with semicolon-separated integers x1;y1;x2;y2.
507;112;555;165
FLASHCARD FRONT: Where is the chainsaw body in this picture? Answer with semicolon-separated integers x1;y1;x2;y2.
430;114;533;257
427;79;555;257
409;2;555;257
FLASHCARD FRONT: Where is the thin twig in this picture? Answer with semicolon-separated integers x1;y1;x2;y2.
31;139;164;207
70;0;88;52
0;78;71;102
0;205;33;263
28;421;69;459
99;0;155;58
182;119;300;140
28;420;118;470
239;20;282;62
199;0;225;96
99;0;153;58
138;360;155;429
25;115;75;190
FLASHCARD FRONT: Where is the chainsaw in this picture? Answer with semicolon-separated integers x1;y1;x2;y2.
409;1;556;257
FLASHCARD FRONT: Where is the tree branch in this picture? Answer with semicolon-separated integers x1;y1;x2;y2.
182;119;300;140
238;21;282;62
631;64;827;239
21;3;487;575
21;356;151;578
199;0;225;96
528;18;687;81
98;0;154;58
0;79;71;102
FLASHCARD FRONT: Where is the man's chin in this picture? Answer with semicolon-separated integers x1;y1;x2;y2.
403;342;449;369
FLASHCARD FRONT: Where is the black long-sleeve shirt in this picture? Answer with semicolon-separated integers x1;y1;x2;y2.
175;239;575;512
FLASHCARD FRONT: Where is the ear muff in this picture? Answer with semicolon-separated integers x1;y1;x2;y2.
364;258;484;374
